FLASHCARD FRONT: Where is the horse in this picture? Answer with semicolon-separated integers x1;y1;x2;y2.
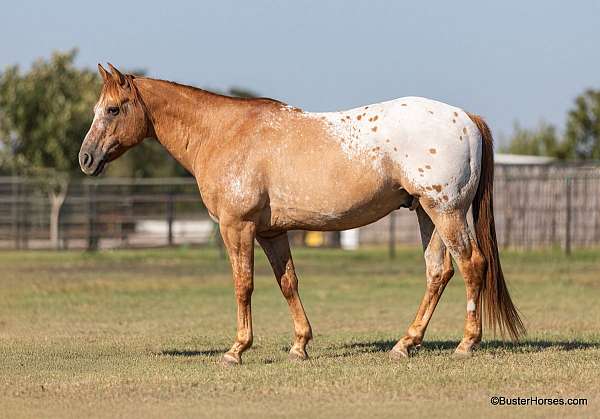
79;64;525;365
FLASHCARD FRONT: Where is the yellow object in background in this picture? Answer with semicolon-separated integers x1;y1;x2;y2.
305;231;324;247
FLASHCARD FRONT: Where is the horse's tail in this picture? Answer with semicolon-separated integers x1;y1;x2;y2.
468;113;526;341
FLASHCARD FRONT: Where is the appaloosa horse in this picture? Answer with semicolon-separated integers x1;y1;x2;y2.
79;64;525;365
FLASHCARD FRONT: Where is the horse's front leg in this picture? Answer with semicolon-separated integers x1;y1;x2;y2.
257;232;313;360
219;219;256;366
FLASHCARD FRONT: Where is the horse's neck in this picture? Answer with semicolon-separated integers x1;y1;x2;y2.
135;78;232;175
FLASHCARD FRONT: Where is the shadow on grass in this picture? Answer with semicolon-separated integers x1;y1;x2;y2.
158;348;227;357
156;339;599;360
159;349;278;365
329;339;600;357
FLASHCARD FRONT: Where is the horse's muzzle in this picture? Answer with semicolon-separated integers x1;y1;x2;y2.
79;146;107;176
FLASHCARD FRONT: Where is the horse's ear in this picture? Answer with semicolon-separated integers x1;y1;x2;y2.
107;63;126;87
97;64;110;82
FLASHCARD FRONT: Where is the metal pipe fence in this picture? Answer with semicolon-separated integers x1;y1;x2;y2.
0;177;215;250
1;163;599;252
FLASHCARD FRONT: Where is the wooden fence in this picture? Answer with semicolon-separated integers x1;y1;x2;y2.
0;163;599;251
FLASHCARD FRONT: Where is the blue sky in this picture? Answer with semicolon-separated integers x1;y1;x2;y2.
2;1;599;142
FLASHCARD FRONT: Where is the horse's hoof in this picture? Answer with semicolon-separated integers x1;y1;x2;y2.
389;346;410;360
222;352;241;366
288;348;309;361
452;349;473;359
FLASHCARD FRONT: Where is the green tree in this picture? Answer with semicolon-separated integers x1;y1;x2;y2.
0;49;100;173
0;49;100;247
564;89;600;160
500;121;566;158
228;87;260;99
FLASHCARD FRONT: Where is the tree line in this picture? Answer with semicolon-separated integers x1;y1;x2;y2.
500;91;600;160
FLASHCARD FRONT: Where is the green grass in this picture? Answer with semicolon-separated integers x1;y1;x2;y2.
0;246;598;418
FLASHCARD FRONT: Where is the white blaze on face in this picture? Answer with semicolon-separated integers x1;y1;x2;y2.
93;103;105;124
467;299;476;312
86;104;108;141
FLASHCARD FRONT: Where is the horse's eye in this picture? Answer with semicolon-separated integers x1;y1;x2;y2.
107;106;120;116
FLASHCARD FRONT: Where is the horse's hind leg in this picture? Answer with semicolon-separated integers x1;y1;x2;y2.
428;209;486;356
390;207;454;359
257;232;313;360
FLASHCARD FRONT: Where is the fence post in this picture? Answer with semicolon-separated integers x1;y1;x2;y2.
22;182;30;250
166;191;175;246
12;178;20;249
565;177;572;255
504;177;512;249
389;211;396;259
87;183;99;251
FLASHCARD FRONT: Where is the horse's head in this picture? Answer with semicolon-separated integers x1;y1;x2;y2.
79;64;150;176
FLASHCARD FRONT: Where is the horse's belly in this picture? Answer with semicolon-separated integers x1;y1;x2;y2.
266;185;411;232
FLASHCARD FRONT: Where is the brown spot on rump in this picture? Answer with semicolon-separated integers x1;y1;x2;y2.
401;103;407;106
428;110;434;115
368;117;373;122
371;126;378;132
362;112;366;117
345;115;351;120
429;148;437;154
373;115;378;121
442;195;449;201
393;147;397;151
386;138;390;142
357;115;362;120
459;135;463;141
463;127;467;134
365;106;369;109
454;111;458;117
418;168;424;173
452;119;456;123
425;165;431;169
425;186;433;190
432;184;442;192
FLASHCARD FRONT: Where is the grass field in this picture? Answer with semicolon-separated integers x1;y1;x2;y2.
0;246;598;418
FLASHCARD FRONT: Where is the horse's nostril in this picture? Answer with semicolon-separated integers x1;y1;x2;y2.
83;153;93;167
